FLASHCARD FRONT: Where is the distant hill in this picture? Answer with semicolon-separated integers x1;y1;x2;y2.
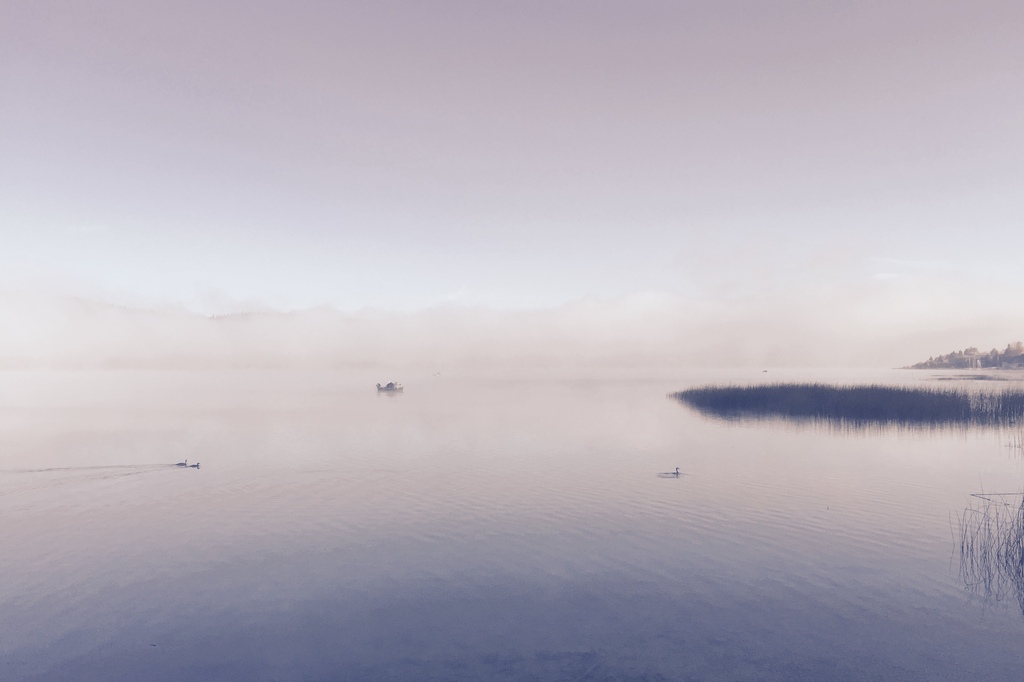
908;342;1024;369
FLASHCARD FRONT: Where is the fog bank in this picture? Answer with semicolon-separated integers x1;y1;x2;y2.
2;288;1020;371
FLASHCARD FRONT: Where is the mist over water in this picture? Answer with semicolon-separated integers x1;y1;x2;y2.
4;3;1024;676
3;292;1023;372
3;367;1024;680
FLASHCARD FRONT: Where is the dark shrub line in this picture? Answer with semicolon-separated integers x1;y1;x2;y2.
672;383;1024;425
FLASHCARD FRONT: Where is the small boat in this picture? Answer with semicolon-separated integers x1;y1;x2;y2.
376;381;404;392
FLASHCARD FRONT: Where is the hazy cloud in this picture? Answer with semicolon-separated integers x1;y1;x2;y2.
2;1;1021;362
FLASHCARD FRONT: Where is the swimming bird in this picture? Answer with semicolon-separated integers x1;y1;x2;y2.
176;459;188;467
188;462;200;469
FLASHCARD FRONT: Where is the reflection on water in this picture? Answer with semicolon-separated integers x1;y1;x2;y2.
1008;428;1024;454
958;492;1024;615
3;369;1024;680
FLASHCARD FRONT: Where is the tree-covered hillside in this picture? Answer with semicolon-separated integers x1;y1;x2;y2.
909;342;1024;369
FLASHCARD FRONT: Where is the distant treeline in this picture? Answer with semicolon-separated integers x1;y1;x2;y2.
673;383;1024;426
909;342;1024;369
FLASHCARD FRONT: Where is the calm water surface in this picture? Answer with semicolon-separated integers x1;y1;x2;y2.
2;368;1023;680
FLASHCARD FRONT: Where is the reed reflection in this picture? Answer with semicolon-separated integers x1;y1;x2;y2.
673;384;1024;429
958;492;1024;616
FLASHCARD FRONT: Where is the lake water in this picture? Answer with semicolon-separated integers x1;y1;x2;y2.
2;368;1023;681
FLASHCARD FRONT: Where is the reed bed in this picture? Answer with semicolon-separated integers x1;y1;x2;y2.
672;383;1024;426
958;493;1024;614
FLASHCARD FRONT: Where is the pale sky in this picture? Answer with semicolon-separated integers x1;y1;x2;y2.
2;1;1023;361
